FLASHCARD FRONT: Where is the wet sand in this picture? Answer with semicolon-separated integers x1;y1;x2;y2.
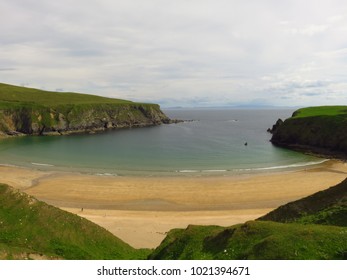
1;160;347;248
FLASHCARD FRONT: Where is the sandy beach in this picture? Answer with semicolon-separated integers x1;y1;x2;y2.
1;160;347;248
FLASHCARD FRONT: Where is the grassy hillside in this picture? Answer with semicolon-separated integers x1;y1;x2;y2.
0;83;171;136
150;178;347;260
149;221;347;260
270;106;347;157
0;83;133;108
259;178;347;226
292;106;347;118
0;184;150;260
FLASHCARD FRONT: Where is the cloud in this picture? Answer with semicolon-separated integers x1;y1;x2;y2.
0;68;16;71
1;0;347;107
289;24;329;36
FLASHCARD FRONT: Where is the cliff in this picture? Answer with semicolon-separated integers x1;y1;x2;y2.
270;106;347;158
0;83;174;136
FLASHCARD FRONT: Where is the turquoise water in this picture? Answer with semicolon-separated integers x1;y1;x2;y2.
0;108;323;176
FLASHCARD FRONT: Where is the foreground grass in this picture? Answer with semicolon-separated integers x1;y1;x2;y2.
149;221;347;260
0;184;150;260
259;178;347;227
150;178;347;260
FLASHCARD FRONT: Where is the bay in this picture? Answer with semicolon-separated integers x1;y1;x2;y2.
0;108;322;176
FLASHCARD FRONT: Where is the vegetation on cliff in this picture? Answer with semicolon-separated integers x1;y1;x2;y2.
270;106;347;157
149;178;347;260
0;83;172;136
0;183;150;260
258;178;347;226
149;221;347;260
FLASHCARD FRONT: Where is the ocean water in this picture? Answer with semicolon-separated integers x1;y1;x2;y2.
0;108;323;176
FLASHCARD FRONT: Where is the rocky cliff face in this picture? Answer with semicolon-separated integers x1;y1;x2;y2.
0;103;173;136
270;112;347;158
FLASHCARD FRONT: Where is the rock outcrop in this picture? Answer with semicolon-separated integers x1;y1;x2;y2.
267;118;283;133
269;107;347;158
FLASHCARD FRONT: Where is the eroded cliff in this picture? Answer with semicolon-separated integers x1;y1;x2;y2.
270;106;347;158
0;83;174;136
0;103;172;136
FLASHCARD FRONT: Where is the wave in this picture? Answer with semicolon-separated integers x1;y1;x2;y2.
234;159;329;172
0;163;20;168
176;170;200;173
176;169;228;173
175;160;328;174
31;162;55;167
202;169;228;172
95;173;118;176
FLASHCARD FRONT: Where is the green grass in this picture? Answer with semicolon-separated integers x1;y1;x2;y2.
151;178;347;260
0;184;150;259
297;205;347;226
0;83;135;108
149;221;347;260
259;178;347;226
292;106;347;118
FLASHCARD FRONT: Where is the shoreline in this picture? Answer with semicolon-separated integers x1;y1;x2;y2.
1;160;347;248
0;156;330;178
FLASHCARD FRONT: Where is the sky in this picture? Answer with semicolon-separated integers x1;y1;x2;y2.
1;0;347;107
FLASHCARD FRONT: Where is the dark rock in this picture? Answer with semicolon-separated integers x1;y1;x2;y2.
270;114;347;159
267;118;283;134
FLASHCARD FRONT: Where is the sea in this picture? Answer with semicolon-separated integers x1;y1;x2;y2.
0;108;325;177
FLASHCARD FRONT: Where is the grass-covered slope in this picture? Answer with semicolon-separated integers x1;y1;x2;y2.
270;106;347;157
0;184;149;260
258;178;347;226
0;83;132;107
0;83;171;136
149;221;347;260
149;178;347;260
292;106;347;118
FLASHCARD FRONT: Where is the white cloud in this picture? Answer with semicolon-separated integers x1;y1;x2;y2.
327;15;344;22
1;0;347;107
289;24;329;36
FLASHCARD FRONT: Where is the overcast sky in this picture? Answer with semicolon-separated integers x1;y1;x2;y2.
1;0;347;107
